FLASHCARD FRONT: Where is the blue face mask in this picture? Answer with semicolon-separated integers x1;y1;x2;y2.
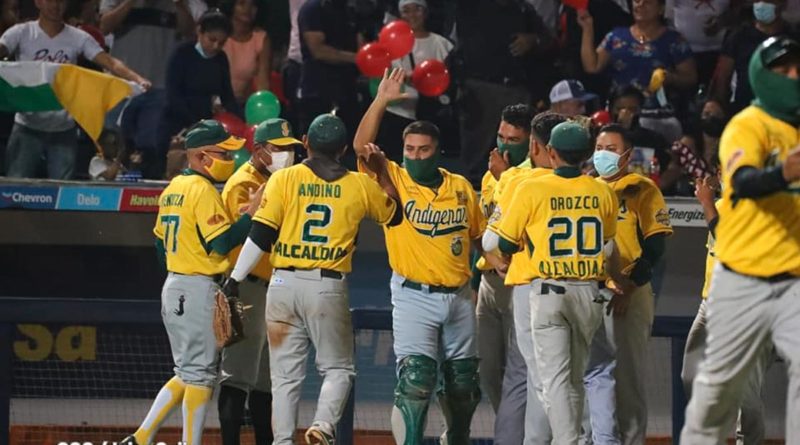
195;42;213;59
753;1;777;24
593;150;624;178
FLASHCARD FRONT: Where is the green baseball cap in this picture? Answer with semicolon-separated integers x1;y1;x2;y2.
254;118;303;146
307;114;347;153
184;119;244;151
548;121;591;153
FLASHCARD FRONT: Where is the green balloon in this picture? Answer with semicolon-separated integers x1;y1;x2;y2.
245;90;281;125
232;148;250;170
369;77;380;98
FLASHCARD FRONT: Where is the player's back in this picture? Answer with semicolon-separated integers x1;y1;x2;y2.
716;105;800;277
504;171;618;281
254;163;396;273
155;173;232;275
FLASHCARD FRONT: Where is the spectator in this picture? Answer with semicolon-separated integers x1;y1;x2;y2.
88;128;143;181
579;0;697;144
100;0;204;178
157;9;239;179
607;84;685;193
711;0;800;115
221;0;272;105
297;0;359;137
375;0;454;162
666;0;730;87
668;99;727;195
281;0;309;129
454;0;555;186
1;0;19;37
548;79;597;117
0;0;149;180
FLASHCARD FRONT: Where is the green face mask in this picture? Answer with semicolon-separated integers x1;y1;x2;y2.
404;150;442;187
749;48;800;124
497;137;530;167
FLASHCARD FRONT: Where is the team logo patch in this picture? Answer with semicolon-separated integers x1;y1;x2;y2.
655;208;670;226
281;121;290;137
488;206;502;226
207;214;225;225
451;236;463;256
456;191;468;206
726;149;744;172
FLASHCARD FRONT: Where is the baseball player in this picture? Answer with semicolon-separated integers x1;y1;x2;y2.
222;114;402;445
475;103;536;411
681;36;800;445
218;118;302;445
681;175;772;445
122;120;262;445
354;68;486;445
488;111;568;445
491;121;626;445
585;124;673;445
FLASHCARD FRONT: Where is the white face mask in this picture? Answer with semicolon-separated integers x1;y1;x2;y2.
267;150;295;173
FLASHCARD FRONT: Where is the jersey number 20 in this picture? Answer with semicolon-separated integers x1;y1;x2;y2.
302;204;332;243
548;216;602;257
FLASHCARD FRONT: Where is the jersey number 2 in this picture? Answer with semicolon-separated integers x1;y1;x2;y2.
548;216;602;257
302;204;332;243
160;215;180;253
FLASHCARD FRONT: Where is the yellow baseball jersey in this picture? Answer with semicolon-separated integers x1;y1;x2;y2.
153;172;233;275
253;163;397;273
716;106;800;277
358;160;485;288
496;168;618;281
487;167;552;285
476;171;499;271
221;162;273;280
601;173;672;273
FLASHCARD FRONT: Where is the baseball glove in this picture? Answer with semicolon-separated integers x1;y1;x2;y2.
213;279;245;349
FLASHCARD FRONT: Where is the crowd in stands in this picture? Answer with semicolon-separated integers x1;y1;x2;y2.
0;0;799;195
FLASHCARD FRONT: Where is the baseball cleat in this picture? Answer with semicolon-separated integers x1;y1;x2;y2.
305;424;335;445
119;435;139;445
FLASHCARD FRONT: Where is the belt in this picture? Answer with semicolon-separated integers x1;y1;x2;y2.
278;267;343;279
402;279;460;294
722;263;796;283
173;272;224;284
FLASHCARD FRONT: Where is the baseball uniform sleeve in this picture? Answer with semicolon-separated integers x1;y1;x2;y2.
194;186;233;243
252;169;286;229
602;185;619;241
495;181;533;244
637;181;673;238
153;209;166;240
719;114;768;176
363;176;398;225
468;184;486;240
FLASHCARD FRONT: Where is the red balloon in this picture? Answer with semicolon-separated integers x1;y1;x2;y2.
411;59;450;97
244;124;257;152
378;20;415;60
270;71;287;105
214;111;246;137
591;110;612;127
356;43;392;78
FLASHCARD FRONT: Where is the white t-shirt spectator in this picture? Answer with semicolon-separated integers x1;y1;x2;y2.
0;21;105;132
288;0;308;63
667;0;729;52
387;33;454;121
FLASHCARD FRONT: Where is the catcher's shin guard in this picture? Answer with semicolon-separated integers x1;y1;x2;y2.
438;358;481;445
392;355;438;445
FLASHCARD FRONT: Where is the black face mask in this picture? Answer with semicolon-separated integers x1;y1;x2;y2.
701;116;726;138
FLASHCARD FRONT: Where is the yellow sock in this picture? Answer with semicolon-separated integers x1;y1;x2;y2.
182;384;214;445
134;376;186;445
